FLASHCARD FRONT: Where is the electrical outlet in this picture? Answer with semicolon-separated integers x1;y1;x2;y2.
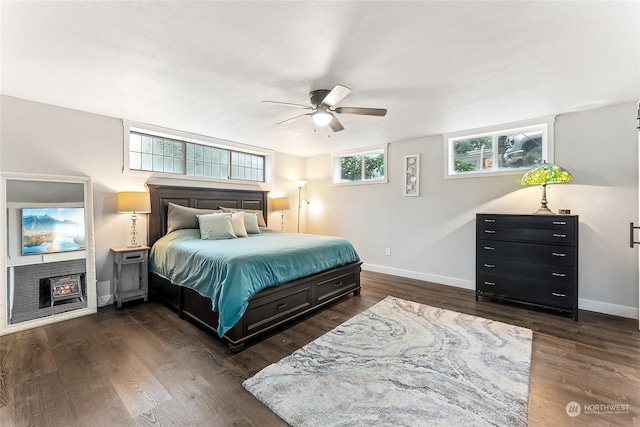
385;248;391;256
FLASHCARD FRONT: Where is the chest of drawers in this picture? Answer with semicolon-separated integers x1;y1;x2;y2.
476;213;578;320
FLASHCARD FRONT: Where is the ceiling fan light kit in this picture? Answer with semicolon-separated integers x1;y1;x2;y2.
263;84;387;133
312;108;333;127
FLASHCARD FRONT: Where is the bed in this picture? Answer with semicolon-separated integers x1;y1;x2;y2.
147;185;363;352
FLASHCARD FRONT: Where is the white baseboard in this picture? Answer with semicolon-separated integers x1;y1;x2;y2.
578;298;638;319
361;263;639;320
362;263;475;290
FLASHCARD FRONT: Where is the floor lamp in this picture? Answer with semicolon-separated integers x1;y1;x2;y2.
294;180;310;233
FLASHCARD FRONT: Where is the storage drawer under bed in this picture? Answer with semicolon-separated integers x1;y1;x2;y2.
245;282;313;334
316;271;358;303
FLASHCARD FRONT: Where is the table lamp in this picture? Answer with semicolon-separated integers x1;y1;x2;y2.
520;163;573;214
117;191;151;247
272;197;290;231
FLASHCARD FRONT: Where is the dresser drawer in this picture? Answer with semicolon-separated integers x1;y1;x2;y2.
478;239;575;266
478;257;574;286
245;284;312;333
478;226;575;245
317;272;358;304
477;214;576;231
477;276;574;310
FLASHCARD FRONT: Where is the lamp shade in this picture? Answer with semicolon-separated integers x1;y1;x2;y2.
293;180;308;188
273;197;290;211
117;191;151;213
520;163;573;186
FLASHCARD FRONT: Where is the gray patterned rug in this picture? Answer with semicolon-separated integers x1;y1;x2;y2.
243;296;532;427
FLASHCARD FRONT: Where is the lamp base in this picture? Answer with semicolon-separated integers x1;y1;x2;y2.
533;183;555;215
534;207;555;215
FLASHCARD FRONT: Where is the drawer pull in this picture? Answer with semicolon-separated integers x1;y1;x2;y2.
483;246;495;250
552;272;566;277
124;255;142;260
552;252;566;257
484;219;496;223
553;221;567;225
484;230;496;234
552;233;567;238
333;281;343;287
275;302;288;310
483;263;495;268
552;292;566;297
483;281;496;286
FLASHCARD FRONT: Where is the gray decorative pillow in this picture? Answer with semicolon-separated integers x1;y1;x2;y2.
197;213;237;240
167;202;222;233
219;206;267;228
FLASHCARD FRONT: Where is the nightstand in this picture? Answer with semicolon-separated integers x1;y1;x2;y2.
111;246;150;308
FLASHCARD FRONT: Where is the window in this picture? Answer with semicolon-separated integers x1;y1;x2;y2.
444;117;555;178
123;121;271;183
332;145;388;185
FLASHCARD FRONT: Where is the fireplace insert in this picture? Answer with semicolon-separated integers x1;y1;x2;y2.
49;274;84;306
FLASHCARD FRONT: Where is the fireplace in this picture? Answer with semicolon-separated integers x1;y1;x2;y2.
49;274;84;306
12;251;87;324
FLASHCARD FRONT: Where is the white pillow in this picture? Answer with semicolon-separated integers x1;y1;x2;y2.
244;212;261;234
197;213;237;240
231;211;248;237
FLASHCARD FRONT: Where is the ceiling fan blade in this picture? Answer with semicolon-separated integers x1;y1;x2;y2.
262;100;312;109
329;115;345;132
321;85;352;107
335;107;387;117
276;113;312;125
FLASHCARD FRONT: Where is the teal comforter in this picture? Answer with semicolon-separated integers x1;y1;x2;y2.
149;229;360;336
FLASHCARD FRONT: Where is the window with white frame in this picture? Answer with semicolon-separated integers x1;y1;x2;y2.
123;121;272;184
332;145;388;185
444;117;555;178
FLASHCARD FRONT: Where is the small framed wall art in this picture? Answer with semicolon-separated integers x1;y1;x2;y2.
404;154;420;197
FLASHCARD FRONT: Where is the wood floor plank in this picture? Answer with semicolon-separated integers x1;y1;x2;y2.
10;328;58;384
106;355;173;419
14;371;77;427
0;339;13;408
0;270;638;426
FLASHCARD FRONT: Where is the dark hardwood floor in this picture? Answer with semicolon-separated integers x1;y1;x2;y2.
1;271;638;426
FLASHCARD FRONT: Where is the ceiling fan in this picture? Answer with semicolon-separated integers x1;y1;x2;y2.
262;85;387;132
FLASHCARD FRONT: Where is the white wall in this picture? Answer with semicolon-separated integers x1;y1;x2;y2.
306;102;639;318
0;95;306;300
2;95;637;318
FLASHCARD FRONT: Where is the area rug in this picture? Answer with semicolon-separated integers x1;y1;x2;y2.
243;296;532;427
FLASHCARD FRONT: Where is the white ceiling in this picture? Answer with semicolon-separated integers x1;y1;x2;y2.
1;1;638;157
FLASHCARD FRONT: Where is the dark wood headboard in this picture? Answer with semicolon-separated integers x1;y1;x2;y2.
147;185;269;247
